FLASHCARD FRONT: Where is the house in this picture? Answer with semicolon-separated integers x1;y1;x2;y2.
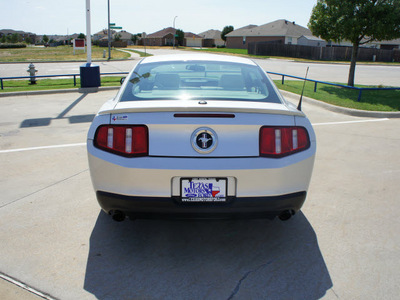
184;32;203;47
198;29;224;47
115;30;135;46
298;35;327;47
0;29;36;44
329;38;400;50
226;20;312;49
93;29;116;42
145;27;176;46
374;39;400;50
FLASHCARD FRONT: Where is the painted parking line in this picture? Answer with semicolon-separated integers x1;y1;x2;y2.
0;118;390;154
312;118;389;126
0;272;55;300
0;142;86;154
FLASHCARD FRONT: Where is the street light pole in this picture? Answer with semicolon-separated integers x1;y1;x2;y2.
80;0;100;89
107;0;111;60
173;16;178;49
86;0;92;63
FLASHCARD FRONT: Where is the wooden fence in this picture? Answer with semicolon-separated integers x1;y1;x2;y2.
248;42;400;62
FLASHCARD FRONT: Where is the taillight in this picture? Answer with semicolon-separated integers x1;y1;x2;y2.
94;125;148;157
260;126;310;157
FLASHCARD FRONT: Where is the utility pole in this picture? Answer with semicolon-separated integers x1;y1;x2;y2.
107;0;111;60
80;0;100;89
173;16;178;49
86;0;92;64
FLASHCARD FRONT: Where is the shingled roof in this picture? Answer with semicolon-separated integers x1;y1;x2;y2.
227;20;311;38
198;29;222;40
147;27;176;38
184;32;203;39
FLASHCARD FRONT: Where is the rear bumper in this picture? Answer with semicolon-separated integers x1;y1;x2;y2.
96;191;307;220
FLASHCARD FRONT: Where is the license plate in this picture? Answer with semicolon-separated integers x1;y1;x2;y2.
181;178;227;203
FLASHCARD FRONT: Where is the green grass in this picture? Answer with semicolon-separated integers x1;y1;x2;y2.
275;80;400;111
0;76;122;92
2;76;398;112
0;45;130;62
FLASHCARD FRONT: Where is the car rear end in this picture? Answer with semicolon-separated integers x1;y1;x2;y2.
87;54;316;221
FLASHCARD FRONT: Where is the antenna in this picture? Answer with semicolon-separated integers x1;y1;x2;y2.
297;67;309;111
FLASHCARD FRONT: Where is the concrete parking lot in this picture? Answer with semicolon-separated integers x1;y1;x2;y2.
0;89;399;299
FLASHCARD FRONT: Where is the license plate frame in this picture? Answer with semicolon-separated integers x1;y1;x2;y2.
180;177;227;203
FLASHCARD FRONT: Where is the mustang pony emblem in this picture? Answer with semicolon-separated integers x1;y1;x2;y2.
191;128;218;154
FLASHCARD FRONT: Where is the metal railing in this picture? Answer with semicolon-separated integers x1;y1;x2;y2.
1;71;399;103
267;71;400;102
0;72;129;90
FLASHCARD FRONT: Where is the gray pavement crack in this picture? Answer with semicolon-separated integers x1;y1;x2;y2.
226;261;273;300
0;169;88;209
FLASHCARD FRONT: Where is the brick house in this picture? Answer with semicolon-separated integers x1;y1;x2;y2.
184;32;203;47
0;29;36;44
145;27;176;46
198;29;225;47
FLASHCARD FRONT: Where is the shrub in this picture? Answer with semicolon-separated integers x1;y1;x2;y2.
0;43;27;49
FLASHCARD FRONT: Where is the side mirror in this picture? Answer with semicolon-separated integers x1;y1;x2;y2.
120;77;126;85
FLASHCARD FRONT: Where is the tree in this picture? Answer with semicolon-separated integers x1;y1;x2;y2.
114;33;121;42
10;33;21;43
221;26;234;45
131;34;138;45
309;0;400;86
42;34;49;44
175;29;184;46
77;33;86;39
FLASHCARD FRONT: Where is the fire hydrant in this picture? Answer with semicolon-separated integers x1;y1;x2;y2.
27;63;38;84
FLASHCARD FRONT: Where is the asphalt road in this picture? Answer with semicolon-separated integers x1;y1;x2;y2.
1;48;399;86
0;89;399;299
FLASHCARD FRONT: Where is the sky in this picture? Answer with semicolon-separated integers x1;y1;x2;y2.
1;0;318;36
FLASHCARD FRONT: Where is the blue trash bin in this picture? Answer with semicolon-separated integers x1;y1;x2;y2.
80;63;100;88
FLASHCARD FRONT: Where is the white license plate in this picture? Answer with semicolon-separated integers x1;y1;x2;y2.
181;178;227;203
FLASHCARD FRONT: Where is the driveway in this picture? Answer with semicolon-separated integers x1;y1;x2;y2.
0;90;399;299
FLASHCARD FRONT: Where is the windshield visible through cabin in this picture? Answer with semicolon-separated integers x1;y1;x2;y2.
120;60;281;103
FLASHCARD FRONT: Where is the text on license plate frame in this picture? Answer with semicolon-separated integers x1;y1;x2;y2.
180;177;227;203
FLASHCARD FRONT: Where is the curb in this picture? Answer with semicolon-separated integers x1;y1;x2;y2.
280;90;400;118
0;86;119;97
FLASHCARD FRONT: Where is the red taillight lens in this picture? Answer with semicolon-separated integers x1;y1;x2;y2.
260;126;310;157
94;125;148;157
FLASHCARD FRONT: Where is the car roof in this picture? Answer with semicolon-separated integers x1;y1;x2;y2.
139;53;258;66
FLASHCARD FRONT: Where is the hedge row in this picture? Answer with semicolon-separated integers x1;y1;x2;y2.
0;43;27;49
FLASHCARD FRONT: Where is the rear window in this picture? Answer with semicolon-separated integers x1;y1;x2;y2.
120;60;281;103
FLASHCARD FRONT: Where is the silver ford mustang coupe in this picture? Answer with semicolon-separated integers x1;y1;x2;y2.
87;54;316;221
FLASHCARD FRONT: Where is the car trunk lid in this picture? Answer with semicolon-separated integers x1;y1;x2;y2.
105;101;299;158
